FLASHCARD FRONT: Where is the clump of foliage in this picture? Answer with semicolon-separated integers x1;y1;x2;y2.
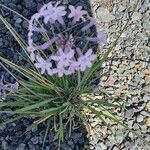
0;1;149;148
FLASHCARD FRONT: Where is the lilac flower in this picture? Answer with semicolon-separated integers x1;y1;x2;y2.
66;61;80;75
42;2;66;24
53;67;67;77
86;32;107;48
81;17;96;31
28;32;33;46
78;49;97;72
34;37;58;50
51;48;75;68
68;5;87;22
0;75;19;101
35;56;53;75
6;82;19;92
97;32;108;48
27;46;36;61
31;27;46;33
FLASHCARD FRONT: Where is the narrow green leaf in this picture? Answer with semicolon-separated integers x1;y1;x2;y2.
42;119;50;150
26;115;52;132
19;97;58;112
89;99;123;109
0;116;23;126
40;102;70;114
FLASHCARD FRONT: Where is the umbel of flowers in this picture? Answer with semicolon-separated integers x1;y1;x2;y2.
27;1;107;77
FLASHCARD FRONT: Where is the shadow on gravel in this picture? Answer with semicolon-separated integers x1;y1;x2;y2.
0;0;97;149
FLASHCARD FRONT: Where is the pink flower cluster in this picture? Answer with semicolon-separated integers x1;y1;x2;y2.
0;75;19;101
27;1;107;77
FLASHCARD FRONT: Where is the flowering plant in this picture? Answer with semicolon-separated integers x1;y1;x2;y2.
0;1;149;148
27;1;107;77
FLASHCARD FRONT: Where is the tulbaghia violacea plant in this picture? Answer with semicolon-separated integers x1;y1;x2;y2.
27;1;107;77
0;0;149;148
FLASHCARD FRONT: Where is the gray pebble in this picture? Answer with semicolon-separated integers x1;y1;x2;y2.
31;126;38;132
25;0;36;9
99;142;107;150
133;123;140;130
15;18;22;24
17;143;26;150
28;141;36;150
0;38;3;47
113;146;119;150
31;136;39;145
143;95;150;103
137;115;144;123
125;109;134;118
128;132;134;139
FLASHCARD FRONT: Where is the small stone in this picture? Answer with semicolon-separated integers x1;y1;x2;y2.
132;12;142;21
28;141;36;150
134;103;145;113
31;126;38;132
133;123;140;130
132;97;139;103
15;18;22;28
17;143;26;150
120;32;127;38
97;7;115;22
22;20;29;29
16;18;22;24
141;111;149;116
143;69;150;75
128;132;134;139
37;3;43;11
61;142;71;150
113;146;119;150
109;135;117;144
143;20;150;30
72;133;82;143
0;38;3;46
89;145;94;149
125;109;134;118
137;115;144;122
124;141;132;149
31;136;39;145
127;120;134;128
143;86;150;93
146;101;150;112
116;134;124;143
141;125;147;133
25;0;36;9
105;87;114;94
145;118;150;126
145;75;150;84
99;142;107;150
2;140;7;150
112;61;120;66
143;95;150;103
68;139;74;149
118;5;126;12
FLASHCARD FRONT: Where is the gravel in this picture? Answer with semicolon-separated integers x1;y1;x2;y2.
88;0;150;149
0;0;150;149
0;0;90;149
